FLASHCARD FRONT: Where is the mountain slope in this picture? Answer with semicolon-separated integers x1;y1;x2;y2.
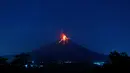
30;40;108;62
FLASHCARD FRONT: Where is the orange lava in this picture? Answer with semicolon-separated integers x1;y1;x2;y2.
59;33;69;44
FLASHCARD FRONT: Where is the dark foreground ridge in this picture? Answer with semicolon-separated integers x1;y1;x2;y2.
0;51;130;73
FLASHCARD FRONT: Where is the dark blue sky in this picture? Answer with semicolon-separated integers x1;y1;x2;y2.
0;0;130;55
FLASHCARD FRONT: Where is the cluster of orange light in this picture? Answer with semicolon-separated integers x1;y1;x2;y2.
59;33;69;44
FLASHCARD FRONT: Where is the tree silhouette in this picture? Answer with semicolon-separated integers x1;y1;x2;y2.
99;50;130;72
109;51;130;65
0;57;8;64
11;53;30;68
109;50;121;64
0;57;8;68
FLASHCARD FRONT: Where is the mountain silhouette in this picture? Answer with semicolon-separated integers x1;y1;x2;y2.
30;40;108;63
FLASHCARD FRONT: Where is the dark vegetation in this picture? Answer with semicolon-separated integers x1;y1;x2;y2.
93;51;130;73
0;51;129;73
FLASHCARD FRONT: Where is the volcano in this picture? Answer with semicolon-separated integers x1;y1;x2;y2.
30;40;107;63
29;33;108;63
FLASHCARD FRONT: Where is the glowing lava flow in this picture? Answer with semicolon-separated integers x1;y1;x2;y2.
59;33;69;44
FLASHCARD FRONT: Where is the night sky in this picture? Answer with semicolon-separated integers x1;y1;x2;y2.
0;0;130;55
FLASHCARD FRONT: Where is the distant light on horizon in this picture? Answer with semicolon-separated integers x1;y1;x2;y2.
32;61;34;63
93;62;105;66
25;64;28;68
